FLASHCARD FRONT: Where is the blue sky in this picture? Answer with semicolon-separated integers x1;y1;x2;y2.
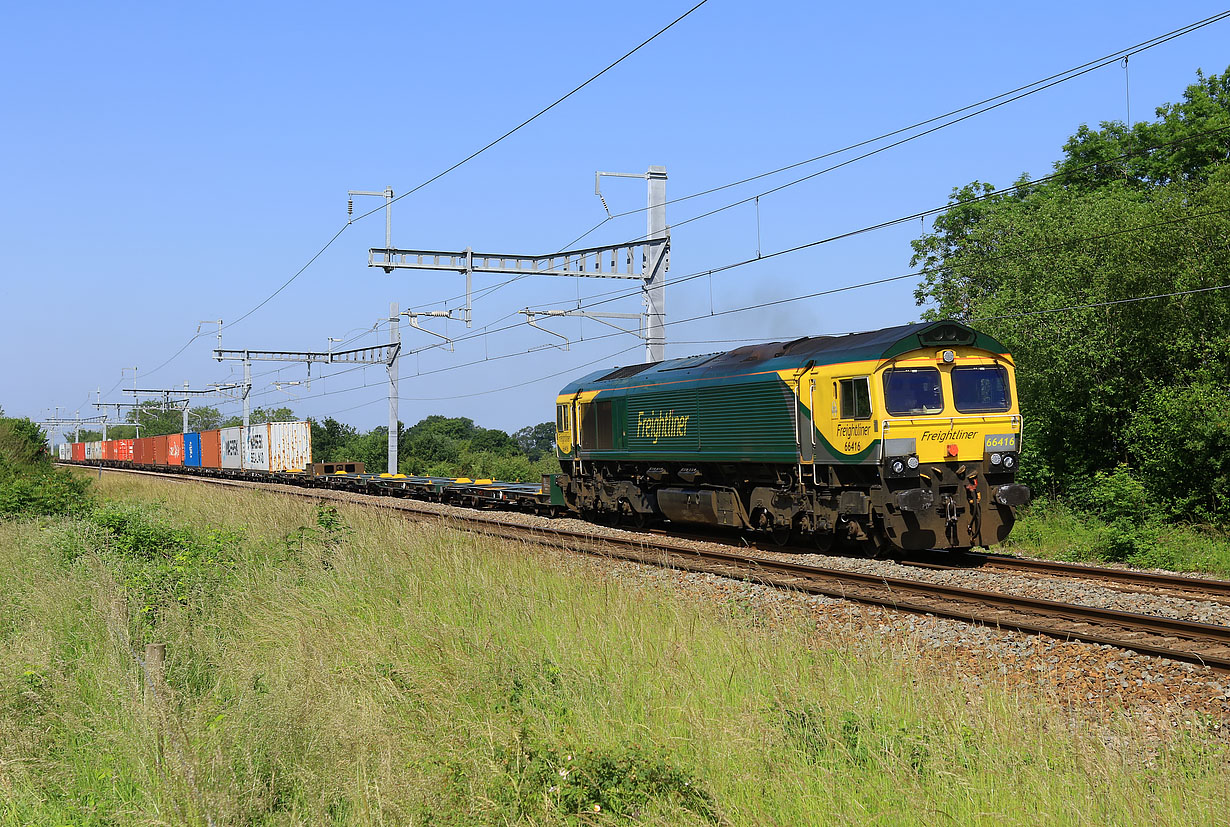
4;1;1228;439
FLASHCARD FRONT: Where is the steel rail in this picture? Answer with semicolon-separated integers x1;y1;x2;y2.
971;553;1230;596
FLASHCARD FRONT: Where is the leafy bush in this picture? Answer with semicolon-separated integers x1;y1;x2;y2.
496;727;717;822
1125;380;1230;523
87;502;243;628
1003;497;1230;576
0;415;92;517
0;416;50;467
1084;464;1151;525
0;469;93;517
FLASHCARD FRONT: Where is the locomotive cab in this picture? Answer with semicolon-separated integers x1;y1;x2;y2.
864;331;1029;550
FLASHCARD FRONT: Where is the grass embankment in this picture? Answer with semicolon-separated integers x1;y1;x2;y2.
1;472;1227;825
1002;498;1230;578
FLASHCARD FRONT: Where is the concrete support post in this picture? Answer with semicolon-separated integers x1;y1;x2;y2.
242;356;251;430
388;302;400;475
644;166;668;363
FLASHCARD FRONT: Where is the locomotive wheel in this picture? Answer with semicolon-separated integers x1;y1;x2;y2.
860;529;893;560
619;499;648;530
593;508;617;527
770;522;793;547
812;530;835;553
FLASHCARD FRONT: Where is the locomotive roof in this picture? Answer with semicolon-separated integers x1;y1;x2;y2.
558;320;1009;394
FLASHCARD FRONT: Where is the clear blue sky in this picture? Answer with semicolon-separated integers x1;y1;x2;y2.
3;1;1227;439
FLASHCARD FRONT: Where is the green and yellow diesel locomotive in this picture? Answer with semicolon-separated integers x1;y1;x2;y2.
554;320;1030;553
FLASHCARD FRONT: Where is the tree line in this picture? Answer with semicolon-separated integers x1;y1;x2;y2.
71;400;558;483
911;66;1230;525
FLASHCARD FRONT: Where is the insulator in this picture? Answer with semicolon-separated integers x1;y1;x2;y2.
347;198;353;216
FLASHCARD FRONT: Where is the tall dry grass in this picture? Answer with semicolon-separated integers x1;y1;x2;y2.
1;473;1226;825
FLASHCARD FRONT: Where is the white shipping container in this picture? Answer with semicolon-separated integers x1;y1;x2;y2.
59;444;70;461
88;441;102;460
221;427;243;469
268;421;312;472
243;424;270;471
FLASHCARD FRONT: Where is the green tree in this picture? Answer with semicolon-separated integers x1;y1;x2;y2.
310;417;358;463
0;416;49;467
910;66;1230;511
220;406;297;428
1124;380;1230;523
0;413;91;516
513;422;557;461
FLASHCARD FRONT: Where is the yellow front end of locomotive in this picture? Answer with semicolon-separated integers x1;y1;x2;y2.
787;345;1021;466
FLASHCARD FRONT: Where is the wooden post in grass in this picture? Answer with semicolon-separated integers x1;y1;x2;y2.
144;642;166;690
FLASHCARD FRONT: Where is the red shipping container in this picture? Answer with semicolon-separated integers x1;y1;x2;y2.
103;440;115;461
72;443;85;462
169;433;185;465
118;439;134;462
153;435;168;466
200;430;222;469
137;438;151;465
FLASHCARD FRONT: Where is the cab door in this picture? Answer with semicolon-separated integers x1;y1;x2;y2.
827;375;875;462
555;400;574;456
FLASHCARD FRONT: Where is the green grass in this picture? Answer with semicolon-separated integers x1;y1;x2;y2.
1000;496;1230;578
1;473;1228;825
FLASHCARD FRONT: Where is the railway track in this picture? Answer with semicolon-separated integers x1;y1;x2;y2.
79;465;1230;672
902;549;1230;604
636;524;1230;606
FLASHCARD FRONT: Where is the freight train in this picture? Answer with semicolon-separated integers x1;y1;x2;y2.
59;422;568;513
553;319;1030;553
60;320;1030;554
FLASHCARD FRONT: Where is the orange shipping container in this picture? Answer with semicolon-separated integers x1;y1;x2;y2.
200;430;221;469
153;435;168;466
167;433;184;466
117;439;134;462
72;443;85;462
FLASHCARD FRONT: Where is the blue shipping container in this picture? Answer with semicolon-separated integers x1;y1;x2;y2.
184;433;203;467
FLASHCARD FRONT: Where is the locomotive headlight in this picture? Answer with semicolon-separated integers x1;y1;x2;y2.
890;459;906;475
906;455;919;469
1003;454;1017;470
990;452;1002;466
942;349;956;363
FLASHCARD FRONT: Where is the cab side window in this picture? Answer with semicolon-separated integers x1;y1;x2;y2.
838;377;871;419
